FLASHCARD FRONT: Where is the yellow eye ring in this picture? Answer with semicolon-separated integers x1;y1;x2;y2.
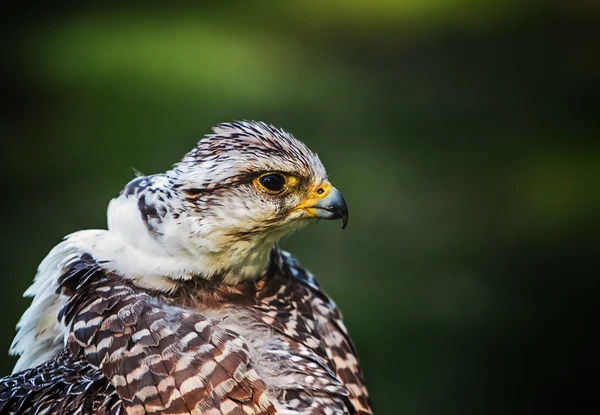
254;172;297;195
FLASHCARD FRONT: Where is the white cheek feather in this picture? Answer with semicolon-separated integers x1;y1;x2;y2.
108;188;289;285
106;195;207;280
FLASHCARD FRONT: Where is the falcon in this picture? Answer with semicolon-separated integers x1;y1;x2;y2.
0;121;372;415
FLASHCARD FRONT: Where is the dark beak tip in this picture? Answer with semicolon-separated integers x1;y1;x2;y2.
341;215;348;229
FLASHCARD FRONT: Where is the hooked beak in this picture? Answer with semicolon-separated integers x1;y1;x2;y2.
307;185;349;229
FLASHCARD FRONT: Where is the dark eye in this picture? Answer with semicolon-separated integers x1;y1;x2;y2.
259;173;286;193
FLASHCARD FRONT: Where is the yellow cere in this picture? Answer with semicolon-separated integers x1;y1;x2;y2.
296;181;332;216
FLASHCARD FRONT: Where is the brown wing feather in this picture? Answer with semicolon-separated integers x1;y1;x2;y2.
59;259;275;415
276;251;372;415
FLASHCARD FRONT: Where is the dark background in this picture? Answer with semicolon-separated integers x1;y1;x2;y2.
1;1;599;414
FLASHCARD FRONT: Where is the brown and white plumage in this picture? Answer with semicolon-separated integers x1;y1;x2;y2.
1;121;371;414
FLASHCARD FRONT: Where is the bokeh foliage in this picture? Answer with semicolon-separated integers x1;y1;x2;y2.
1;1;599;414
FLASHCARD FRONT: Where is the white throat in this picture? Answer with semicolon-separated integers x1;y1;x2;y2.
100;192;280;289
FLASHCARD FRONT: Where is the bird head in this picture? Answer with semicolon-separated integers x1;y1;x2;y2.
107;121;348;285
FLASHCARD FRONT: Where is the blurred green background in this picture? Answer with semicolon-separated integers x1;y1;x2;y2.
1;1;599;414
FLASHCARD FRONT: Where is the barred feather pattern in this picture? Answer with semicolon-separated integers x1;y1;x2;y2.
0;349;122;415
164;249;372;415
0;249;371;415
64;258;275;415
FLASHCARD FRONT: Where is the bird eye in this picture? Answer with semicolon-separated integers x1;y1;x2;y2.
258;173;286;193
